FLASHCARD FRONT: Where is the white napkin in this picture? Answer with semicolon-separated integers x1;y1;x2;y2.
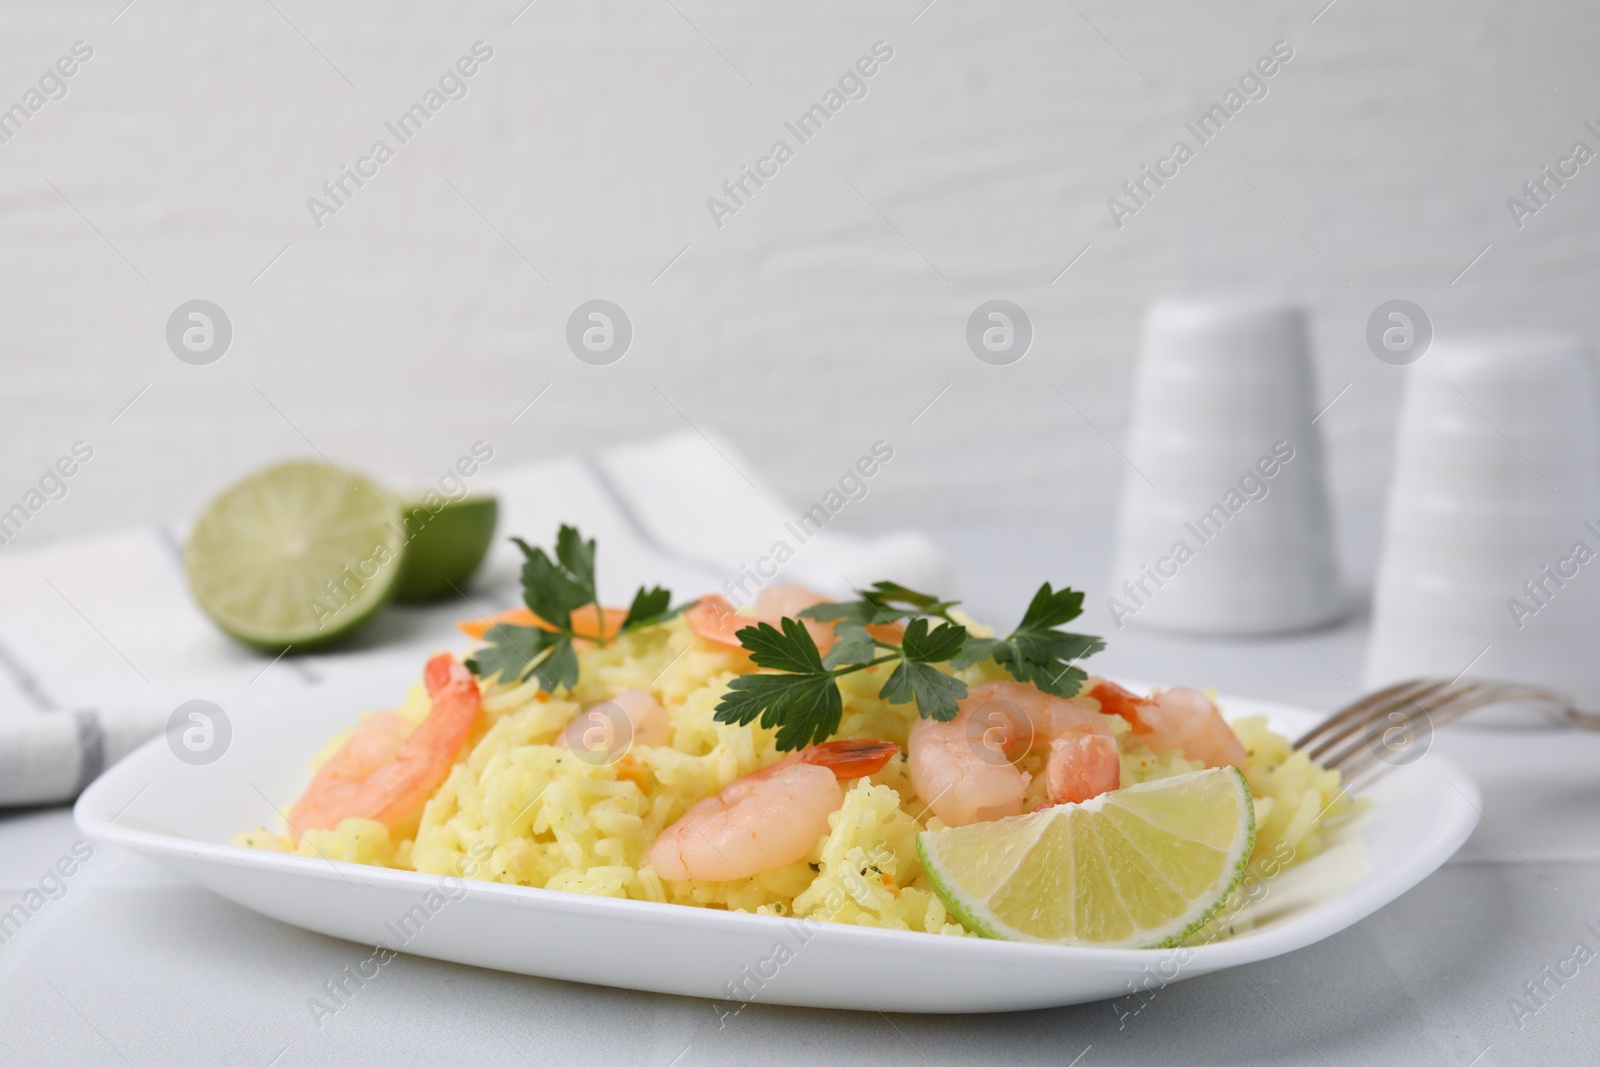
0;430;947;806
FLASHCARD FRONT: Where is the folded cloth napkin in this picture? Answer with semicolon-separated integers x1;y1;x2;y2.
0;430;948;807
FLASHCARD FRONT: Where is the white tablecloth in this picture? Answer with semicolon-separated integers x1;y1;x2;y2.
1;516;1597;1066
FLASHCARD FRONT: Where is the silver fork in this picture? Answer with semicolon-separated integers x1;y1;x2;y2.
1292;677;1599;782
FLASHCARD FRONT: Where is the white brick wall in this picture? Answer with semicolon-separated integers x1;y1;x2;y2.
3;0;1597;544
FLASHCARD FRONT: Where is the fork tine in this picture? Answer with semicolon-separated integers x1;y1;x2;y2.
1328;683;1542;779
1309;679;1575;779
1293;679;1451;760
1290;679;1440;754
1312;680;1498;776
1310;681;1472;774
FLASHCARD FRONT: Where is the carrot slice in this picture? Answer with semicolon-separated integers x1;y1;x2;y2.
456;604;626;643
456;607;538;639
865;622;905;645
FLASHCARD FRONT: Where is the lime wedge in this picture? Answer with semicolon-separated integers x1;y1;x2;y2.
393;495;498;603
917;767;1255;948
185;461;404;650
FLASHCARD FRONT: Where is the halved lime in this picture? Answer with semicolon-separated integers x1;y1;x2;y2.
917;767;1255;948
393;495;498;602
185;461;404;650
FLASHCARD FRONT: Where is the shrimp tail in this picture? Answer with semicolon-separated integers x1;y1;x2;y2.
425;652;472;694
799;739;899;779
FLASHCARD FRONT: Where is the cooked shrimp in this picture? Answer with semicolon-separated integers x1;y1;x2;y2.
685;583;906;656
1087;679;1245;769
648;739;898;881
287;653;482;843
555;687;669;752
751;583;829;620
908;680;1121;827
683;594;749;648
686;584;838;654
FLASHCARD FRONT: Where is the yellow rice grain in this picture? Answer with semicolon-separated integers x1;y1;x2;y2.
241;614;1364;939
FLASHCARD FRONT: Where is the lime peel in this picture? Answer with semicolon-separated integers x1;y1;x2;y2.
393;495;498;603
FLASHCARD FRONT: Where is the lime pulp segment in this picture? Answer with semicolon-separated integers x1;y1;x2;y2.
185;461;404;649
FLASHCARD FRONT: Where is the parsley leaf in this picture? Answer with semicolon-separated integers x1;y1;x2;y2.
736;617;829;674
950;636;1001;670
513;533;593;629
876;618;969;720
554;525;596;595
464;623;567;687
899;617;968;663
879;660;966;721
466;525;679;693
719;672;845;751
863;581;959;616
821;623;878;669
801;600;905;627
963;583;1105;699
802;580;958;628
713;618;849;748
530;633;581;691
1017;582;1088;632
715;613;977;747
620;585;675;632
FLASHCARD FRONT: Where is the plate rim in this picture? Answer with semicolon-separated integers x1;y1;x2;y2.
72;673;1483;975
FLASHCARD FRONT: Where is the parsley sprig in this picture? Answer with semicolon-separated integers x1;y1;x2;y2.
465;525;680;691
713;580;1105;750
461;529;1104;749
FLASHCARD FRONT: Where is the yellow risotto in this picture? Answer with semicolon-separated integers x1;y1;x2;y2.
240;612;1363;941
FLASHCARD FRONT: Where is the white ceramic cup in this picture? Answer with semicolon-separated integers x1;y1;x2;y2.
1365;333;1600;723
1106;298;1344;635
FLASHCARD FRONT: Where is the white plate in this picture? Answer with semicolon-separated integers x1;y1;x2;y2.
74;674;1480;1014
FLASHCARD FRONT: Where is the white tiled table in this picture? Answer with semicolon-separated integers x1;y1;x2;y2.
2;520;1597;1066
